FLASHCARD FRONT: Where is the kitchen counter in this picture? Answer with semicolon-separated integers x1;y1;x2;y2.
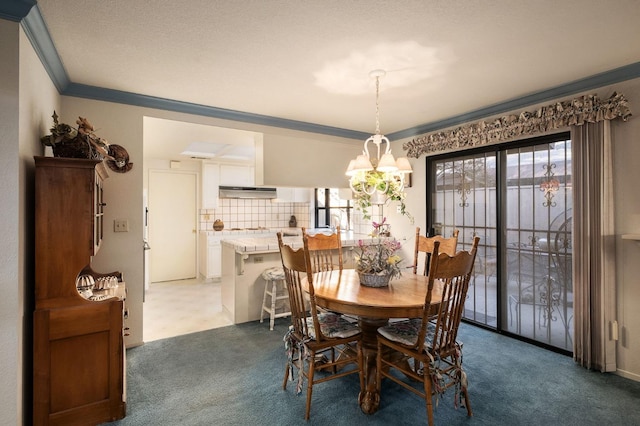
199;228;302;279
220;231;383;324
221;230;373;254
199;227;301;237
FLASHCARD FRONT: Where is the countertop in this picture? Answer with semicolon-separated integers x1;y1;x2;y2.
221;230;380;254
200;228;295;237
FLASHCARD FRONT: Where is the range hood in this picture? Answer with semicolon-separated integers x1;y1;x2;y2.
219;186;277;199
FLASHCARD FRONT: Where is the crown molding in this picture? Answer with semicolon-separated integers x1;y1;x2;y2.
64;82;371;139
21;4;69;91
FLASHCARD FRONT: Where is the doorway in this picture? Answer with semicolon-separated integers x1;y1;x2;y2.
426;132;573;352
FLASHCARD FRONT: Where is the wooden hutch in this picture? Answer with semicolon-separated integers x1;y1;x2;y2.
33;156;127;425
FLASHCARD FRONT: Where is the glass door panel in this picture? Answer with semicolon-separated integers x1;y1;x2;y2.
432;153;497;327
504;141;573;351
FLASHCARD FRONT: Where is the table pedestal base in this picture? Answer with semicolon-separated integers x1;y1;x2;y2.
357;317;388;414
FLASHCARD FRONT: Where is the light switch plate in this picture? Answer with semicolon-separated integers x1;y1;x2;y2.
114;219;129;232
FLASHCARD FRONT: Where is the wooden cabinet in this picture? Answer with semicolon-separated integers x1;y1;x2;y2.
33;157;126;425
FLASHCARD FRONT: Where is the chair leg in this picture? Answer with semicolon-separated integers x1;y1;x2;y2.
423;372;435;426
260;280;268;324
282;361;290;390
270;280;277;331
462;386;473;417
305;350;316;420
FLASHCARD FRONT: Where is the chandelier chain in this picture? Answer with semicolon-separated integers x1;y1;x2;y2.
375;76;381;135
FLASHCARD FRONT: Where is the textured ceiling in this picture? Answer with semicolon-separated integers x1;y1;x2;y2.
29;0;640;158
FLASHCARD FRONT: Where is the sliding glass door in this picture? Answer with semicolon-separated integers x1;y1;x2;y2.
427;133;573;352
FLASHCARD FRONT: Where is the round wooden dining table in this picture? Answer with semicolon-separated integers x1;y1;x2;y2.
302;268;444;414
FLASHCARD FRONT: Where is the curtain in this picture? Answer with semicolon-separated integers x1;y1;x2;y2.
571;121;617;372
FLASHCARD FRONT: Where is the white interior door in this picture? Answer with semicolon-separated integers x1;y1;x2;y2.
148;170;197;282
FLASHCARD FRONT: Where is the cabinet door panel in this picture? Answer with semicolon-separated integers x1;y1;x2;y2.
202;163;219;209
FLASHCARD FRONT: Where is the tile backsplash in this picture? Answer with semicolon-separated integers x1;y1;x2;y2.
200;198;311;231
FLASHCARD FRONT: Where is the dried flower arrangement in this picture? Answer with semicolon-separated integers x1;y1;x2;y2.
41;111;133;173
354;218;404;286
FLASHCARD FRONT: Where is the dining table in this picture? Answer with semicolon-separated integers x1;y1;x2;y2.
302;268;444;414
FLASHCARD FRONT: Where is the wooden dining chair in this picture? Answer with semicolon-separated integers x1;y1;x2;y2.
277;232;364;420
377;236;480;426
302;226;343;273
413;227;460;275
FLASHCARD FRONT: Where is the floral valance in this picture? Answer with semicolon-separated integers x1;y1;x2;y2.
403;92;632;158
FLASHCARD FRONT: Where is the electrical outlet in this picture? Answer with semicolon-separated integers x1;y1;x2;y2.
114;219;129;232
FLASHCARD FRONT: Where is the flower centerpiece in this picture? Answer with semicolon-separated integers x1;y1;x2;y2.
354;218;403;287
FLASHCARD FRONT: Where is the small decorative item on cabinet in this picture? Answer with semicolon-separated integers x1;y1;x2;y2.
289;215;297;227
40;111;134;173
213;219;224;231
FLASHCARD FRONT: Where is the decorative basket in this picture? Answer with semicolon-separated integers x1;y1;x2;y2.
52;136;103;160
358;272;391;288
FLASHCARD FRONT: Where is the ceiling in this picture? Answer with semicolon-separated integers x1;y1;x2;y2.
13;1;640;160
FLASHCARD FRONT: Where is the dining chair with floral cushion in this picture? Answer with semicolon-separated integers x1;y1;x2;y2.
412;227;460;276
376;236;480;426
277;232;364;420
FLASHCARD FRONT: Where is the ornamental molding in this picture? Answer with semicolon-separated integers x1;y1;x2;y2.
403;92;632;158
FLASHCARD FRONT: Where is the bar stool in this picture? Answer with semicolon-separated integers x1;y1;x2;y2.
260;266;290;330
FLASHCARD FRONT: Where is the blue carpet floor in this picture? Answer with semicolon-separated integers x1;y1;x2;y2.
108;319;640;425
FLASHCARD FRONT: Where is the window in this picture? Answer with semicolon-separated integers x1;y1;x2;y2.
314;188;353;230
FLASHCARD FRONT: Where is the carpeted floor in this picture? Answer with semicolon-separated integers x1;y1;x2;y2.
108;319;640;425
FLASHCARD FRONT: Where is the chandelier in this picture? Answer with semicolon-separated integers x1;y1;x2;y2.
345;70;412;202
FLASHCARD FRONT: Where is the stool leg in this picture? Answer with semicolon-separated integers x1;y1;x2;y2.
270;280;277;331
260;279;268;324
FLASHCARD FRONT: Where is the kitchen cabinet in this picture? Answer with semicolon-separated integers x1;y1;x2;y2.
201;162;220;209
33;157;126;425
276;187;312;202
199;232;223;279
219;164;254;186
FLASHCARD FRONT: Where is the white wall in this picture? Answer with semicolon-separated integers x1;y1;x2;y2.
1;20;62;426
610;79;640;381
0;18;20;426
262;133;362;188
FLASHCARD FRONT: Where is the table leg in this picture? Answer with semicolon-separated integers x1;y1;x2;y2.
357;317;387;414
